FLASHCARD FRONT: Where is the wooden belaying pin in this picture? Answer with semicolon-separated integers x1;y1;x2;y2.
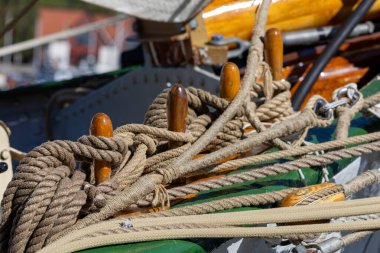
167;83;188;148
219;62;241;102
265;28;283;81
90;113;113;185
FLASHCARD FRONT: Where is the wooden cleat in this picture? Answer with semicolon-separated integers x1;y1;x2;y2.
90;113;113;185
167;83;188;148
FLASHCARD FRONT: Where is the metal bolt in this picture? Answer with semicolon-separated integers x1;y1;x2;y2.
1;150;10;160
0;162;8;173
211;34;224;41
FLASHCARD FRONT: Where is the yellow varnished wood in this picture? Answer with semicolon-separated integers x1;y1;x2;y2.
202;0;380;41
90;113;113;185
265;28;283;81
167;83;188;148
220;62;241;101
280;183;345;207
288;56;368;109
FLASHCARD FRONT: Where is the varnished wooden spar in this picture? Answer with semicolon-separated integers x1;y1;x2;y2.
265;28;283;81
202;0;380;41
167;84;188;148
90;113;113;184
281;183;345;207
219;62;241;101
280;183;345;224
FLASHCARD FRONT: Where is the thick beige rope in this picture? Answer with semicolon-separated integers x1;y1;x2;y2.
1;2;278;251
39;195;380;250
344;169;380;196
54;170;380;249
2;0;379;251
41;196;380;253
341;231;374;246
157;108;331;185
212;131;380;172
42;0;277;236
143;188;296;217
48;219;380;253
141;168;380;217
3;50;379;253
244;102;294;150
362;92;380;110
162;0;272;178
0;136;129;253
147;140;380;201
335;92;364;140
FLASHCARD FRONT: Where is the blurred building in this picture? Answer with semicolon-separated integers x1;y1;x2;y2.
34;7;135;82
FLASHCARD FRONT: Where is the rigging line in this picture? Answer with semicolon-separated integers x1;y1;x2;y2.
0;0;39;40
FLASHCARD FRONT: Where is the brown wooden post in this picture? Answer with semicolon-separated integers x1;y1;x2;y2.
90;113;113;184
219;62;241;102
167;83;188;148
265;28;283;81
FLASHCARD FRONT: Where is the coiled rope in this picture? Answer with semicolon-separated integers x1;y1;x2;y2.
1;0;380;252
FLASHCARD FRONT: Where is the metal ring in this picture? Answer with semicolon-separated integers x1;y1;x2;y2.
335;83;360;107
313;98;333;120
320;98;348;112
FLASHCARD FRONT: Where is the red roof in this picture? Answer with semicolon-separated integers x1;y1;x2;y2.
36;7;131;38
35;7;135;64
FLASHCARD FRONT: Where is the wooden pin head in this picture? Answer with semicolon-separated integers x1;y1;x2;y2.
265;28;283;81
90;113;113;185
220;62;241;102
167;83;188;148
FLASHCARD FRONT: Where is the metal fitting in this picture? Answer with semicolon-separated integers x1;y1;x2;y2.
120;218;133;229
207;37;250;59
334;83;361;107
314;98;333;120
313;237;343;253
0;150;10;160
314;83;362;120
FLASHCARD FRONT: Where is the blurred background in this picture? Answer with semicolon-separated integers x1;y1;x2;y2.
0;0;137;90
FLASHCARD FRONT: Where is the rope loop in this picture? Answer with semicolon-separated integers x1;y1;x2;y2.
133;133;157;155
260;61;274;99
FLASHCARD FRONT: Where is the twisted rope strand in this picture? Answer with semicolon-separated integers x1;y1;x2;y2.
213;131;380;172
159;141;380;200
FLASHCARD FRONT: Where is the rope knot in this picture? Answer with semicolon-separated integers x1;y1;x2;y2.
78;135;128;154
156;164;179;185
133;133;157;155
83;180;118;210
152;184;170;208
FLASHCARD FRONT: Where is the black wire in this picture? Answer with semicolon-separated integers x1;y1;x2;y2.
291;0;376;110
0;0;39;40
